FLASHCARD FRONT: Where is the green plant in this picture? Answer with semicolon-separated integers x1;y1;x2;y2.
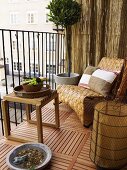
47;0;81;76
30;167;35;170
22;77;47;86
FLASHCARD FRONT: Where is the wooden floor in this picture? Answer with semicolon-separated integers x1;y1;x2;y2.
0;102;127;170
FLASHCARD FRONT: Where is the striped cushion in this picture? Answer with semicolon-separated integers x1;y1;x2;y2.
78;66;98;88
89;69;117;96
78;74;91;88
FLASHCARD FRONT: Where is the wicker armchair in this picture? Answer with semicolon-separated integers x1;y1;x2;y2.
57;57;124;127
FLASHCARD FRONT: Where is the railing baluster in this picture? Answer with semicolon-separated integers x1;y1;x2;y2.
33;32;36;77
51;34;54;89
16;31;20;85
16;31;23;123
37;33;40;77
28;31;31;78
54;33;57;89
57;33;60;74
22;31;26;78
2;30;8;94
0;95;4;135
46;33;48;78
9;30;15;87
9;30;18;126
49;33;51;86
41;33;44;76
63;34;65;73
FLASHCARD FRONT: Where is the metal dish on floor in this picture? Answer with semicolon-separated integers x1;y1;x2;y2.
6;143;52;170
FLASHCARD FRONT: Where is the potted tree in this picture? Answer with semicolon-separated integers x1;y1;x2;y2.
47;0;81;85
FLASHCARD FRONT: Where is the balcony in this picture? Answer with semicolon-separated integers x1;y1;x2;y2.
0;28;95;168
0;28;96;170
0;23;127;169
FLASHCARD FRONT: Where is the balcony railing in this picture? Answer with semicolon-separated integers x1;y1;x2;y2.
0;29;65;135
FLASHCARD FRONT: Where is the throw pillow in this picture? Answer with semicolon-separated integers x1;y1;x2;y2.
89;69;117;96
78;74;91;88
84;66;98;75
78;66;98;88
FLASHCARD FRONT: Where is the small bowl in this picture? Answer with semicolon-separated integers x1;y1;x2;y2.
22;83;42;92
6;143;52;170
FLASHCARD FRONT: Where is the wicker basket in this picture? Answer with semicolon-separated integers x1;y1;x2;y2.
90;101;127;169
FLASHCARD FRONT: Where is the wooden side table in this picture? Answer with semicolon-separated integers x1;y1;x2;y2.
2;90;60;143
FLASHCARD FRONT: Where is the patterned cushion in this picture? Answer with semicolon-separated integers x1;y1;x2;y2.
78;74;91;88
98;57;124;72
89;69;117;96
57;84;102;126
98;57;124;98
78;66;98;88
83;66;98;74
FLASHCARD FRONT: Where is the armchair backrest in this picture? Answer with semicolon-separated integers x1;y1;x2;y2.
98;57;124;72
116;58;127;98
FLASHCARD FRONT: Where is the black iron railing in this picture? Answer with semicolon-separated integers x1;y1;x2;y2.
0;29;65;135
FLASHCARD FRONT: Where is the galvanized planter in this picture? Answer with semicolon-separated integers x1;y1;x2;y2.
54;73;80;85
6;143;52;170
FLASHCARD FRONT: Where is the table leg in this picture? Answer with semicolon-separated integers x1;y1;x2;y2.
25;104;31;122
2;100;10;138
36;105;43;143
54;94;60;128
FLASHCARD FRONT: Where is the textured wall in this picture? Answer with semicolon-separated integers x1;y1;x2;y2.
71;0;127;74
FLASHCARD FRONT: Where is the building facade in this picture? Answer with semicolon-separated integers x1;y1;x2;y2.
0;0;64;78
0;0;52;32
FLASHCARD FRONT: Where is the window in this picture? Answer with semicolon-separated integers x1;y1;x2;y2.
35;64;39;73
25;0;40;1
14;62;16;70
12;41;16;50
27;12;37;24
10;12;19;24
14;62;22;71
47;36;56;51
5;58;9;64
18;63;22;71
9;0;18;3
46;65;56;74
46;14;49;23
30;63;39;73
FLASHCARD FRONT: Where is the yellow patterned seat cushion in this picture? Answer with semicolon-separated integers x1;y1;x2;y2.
57;85;102;126
57;57;124;126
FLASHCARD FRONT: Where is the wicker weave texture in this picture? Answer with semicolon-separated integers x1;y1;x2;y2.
57;85;102;126
117;60;127;97
98;57;124;72
90;101;127;169
57;57;124;126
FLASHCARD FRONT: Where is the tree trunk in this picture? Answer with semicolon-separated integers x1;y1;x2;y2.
66;26;72;77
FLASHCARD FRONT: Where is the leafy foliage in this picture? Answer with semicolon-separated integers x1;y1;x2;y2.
22;77;47;86
47;0;81;28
